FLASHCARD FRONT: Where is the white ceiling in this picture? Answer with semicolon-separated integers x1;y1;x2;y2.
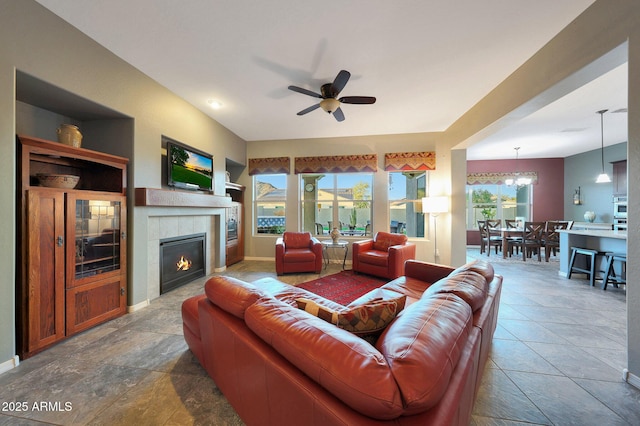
35;0;626;159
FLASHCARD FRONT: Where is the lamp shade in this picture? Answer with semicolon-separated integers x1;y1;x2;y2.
422;196;448;214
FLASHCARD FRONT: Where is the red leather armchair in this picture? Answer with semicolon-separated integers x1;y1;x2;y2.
275;231;323;275
352;231;416;279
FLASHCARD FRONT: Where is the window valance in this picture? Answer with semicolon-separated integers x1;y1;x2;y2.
294;154;377;174
248;157;290;175
384;151;436;171
467;171;538;185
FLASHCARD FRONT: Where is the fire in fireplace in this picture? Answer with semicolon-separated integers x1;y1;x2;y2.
159;233;206;294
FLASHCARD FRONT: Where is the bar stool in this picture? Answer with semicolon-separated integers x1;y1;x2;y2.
567;247;607;287
602;253;627;290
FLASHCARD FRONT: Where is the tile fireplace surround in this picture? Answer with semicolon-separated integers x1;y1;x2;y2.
133;188;230;309
145;213;219;301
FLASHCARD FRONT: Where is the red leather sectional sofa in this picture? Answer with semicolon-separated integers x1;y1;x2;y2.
182;259;502;425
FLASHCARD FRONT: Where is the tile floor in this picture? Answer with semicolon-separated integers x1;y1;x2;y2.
0;249;638;425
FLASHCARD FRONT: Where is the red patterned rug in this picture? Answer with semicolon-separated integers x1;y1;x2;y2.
296;271;387;305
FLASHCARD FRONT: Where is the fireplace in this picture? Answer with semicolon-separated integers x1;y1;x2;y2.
159;233;206;294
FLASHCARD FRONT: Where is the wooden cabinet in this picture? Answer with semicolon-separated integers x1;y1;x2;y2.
17;135;128;358
612;160;627;196
225;182;245;266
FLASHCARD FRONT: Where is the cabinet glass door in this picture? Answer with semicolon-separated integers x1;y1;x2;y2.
75;198;121;279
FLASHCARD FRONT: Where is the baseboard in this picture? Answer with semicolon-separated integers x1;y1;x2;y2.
214;266;226;273
623;368;640;390
244;256;274;261
127;299;150;313
0;355;20;375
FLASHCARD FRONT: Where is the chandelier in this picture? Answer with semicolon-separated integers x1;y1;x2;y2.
505;147;532;186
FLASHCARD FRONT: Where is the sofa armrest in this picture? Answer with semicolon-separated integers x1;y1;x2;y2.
309;236;322;250
404;259;455;283
387;243;416;279
351;239;374;272
310;237;324;272
352;239;374;256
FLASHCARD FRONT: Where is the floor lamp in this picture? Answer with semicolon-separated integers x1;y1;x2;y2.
422;196;449;262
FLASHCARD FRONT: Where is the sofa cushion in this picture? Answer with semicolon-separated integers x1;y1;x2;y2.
377;276;432;306
357;249;390;266
252;277;346;311
425;270;489;312
282;247;316;263
296;294;406;336
376;292;473;415
451;259;495;284
204;276;267;319
245;297;404;419
372;231;408;252
283;231;311;249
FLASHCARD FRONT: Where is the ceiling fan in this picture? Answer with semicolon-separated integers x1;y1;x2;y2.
288;70;376;122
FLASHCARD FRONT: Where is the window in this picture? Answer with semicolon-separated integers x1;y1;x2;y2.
388;172;427;237
255;174;286;234
466;184;531;230
301;173;372;237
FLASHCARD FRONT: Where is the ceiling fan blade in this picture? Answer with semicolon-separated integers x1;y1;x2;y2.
297;103;321;116
330;70;351;97
339;96;376;104
333;107;345;122
288;85;322;98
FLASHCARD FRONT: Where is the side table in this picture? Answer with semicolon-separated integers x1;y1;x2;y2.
321;240;349;270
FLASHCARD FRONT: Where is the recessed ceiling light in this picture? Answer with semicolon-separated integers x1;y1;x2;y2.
207;99;223;109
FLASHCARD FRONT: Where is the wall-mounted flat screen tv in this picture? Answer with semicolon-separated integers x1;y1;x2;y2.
165;137;214;192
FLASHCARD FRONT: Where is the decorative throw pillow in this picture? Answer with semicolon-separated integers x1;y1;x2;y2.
296;295;406;336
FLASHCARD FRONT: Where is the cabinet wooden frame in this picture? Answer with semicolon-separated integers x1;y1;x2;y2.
225;182;245;266
17;135;128;358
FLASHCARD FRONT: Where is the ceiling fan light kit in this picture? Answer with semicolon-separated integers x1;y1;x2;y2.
288;69;376;122
320;98;340;113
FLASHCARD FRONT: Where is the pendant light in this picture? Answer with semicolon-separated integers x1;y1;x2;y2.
505;147;531;186
595;109;611;183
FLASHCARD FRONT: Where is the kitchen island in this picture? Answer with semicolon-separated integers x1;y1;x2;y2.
558;229;627;278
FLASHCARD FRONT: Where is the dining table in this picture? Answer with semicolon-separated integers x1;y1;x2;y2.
488;227;523;259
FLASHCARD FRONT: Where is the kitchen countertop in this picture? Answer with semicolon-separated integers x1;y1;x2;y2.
570;222;614;230
559;229;627;239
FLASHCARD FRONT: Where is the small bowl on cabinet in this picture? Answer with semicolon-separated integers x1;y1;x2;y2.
36;173;80;189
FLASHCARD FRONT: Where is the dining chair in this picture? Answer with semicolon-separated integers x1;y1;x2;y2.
479;219;502;256
477;220;487;254
543;221;569;261
511;221;545;261
504;219;522;255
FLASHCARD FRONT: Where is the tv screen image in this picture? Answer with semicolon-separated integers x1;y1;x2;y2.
166;138;214;192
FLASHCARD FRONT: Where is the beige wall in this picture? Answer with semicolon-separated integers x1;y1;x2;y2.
0;0;246;366
243;132;462;266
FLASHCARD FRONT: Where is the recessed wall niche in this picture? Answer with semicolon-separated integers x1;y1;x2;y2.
15;70;134;160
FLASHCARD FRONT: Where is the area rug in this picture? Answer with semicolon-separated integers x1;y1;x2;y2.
296;270;387;305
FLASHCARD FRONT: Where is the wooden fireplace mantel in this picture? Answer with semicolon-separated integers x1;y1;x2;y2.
135;187;233;208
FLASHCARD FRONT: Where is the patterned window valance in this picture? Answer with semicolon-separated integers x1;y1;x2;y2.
384;151;436;171
248;157;290;175
294;154;377;174
467;172;538;185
